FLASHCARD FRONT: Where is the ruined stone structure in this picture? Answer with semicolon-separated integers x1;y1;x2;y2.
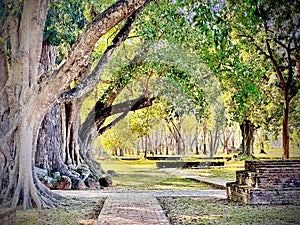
227;160;300;204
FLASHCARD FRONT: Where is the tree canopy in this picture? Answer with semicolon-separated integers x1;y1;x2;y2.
0;0;299;209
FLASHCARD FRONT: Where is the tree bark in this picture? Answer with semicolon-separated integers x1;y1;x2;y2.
0;0;152;209
239;120;255;157
202;120;208;155
282;95;290;159
195;118;200;154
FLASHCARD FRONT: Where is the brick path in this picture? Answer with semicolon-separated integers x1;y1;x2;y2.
54;170;229;225
97;192;169;225
55;189;226;225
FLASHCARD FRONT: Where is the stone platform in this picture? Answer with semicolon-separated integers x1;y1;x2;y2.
227;160;300;205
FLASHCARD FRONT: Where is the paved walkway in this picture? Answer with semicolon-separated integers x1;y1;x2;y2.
54;170;230;225
56;189;226;225
97;192;169;225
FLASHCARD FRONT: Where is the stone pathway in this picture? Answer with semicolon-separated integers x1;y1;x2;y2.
55;189;226;225
54;170;230;225
97;192;169;225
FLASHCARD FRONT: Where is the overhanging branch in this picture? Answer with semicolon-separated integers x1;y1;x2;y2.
98;96;155;135
36;0;152;111
58;7;144;103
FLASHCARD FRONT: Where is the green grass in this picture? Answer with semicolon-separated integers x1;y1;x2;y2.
99;158;212;190
99;148;300;189
159;197;300;225
255;147;300;159
187;167;239;181
15;198;104;225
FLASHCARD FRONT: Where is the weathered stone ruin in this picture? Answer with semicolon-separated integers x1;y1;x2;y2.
227;160;300;205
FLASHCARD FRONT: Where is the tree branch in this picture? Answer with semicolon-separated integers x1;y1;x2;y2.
36;0;152;111
265;39;286;91
98;97;155;135
58;6;144;103
238;34;270;59
100;96;155;117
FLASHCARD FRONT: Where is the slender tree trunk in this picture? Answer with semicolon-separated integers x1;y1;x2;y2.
202;120;208;155
195;119;200;154
282;95;290;159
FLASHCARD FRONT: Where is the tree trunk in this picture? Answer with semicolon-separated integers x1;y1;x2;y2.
240;120;255;157
223;127;232;154
282;95;290;159
202;120;208;155
195;118;200;154
0;0;152;209
36;104;64;170
209;129;219;157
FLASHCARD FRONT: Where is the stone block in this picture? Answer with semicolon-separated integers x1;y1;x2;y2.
227;160;300;205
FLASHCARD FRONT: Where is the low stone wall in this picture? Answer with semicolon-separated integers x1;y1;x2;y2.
156;161;224;169
0;208;16;225
227;160;300;205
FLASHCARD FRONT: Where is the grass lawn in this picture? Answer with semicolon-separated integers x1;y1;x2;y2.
159;197;300;225
99;158;212;190
15;197;104;225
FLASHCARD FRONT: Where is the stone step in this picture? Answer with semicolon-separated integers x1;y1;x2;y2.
249;188;300;205
226;182;251;204
235;169;300;189
227;182;300;205
245;160;300;171
235;170;257;187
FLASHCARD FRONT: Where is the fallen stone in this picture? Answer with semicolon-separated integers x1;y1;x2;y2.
56;175;72;190
41;176;55;189
85;177;97;190
51;171;61;180
99;174;112;187
34;167;48;178
77;164;91;182
71;177;87;190
107;170;118;176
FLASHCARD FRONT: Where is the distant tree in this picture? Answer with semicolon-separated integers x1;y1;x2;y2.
226;0;300;159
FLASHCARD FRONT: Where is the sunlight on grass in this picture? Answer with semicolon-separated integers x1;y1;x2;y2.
99;158;212;190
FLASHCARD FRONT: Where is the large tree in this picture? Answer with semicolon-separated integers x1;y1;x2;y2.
0;0;151;209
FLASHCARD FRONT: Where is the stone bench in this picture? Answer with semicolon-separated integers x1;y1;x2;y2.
0;208;16;225
227;160;300;205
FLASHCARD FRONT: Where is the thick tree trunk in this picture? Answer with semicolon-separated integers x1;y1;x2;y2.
0;0;152;209
36;104;64;170
240;120;255;157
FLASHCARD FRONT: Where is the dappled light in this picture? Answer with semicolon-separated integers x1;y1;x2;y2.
0;0;299;224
